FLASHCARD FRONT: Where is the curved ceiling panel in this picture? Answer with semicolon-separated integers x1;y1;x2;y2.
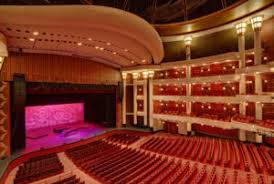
0;5;164;68
153;0;272;36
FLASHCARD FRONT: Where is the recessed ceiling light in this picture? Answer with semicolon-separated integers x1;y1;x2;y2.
77;42;82;46
29;38;35;42
142;59;146;63
88;38;92;41
100;47;104;51
95;46;99;49
124;49;128;52
33;31;39;36
131;60;134;64
106;42;111;46
112;52;117;55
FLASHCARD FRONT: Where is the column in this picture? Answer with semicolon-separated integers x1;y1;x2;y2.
254;28;262;65
255;134;263;143
186;66;191;95
255;102;262;120
238;129;246;141
239;102;246;115
143;79;148;127
186;101;192;114
251;16;263;65
186;66;192;114
184;37;192;60
255;73;262;95
148;76;154;128
178;122;188;135
239;74;246;95
122;73;127;126
238;34;245;68
236;22;246;68
133;73;138;125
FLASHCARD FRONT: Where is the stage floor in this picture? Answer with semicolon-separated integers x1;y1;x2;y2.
25;122;107;153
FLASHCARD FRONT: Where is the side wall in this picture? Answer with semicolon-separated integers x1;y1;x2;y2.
1;52;120;84
0;81;10;158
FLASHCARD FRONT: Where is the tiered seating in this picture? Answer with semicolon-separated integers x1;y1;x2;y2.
14;153;64;184
191;60;238;77
191;82;239;96
154;100;241;122
105;133;140;145
66;139;265;184
233;115;274;129
52;175;84;184
192;124;239;139
140;136;273;175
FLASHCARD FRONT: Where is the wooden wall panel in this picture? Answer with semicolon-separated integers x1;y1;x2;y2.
0;81;10;158
1;52;121;84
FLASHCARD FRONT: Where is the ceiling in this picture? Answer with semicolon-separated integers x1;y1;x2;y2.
0;5;164;68
0;0;240;24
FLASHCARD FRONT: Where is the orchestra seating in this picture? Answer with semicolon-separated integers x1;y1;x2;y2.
65;137;273;184
52;175;84;184
105;133;141;145
14;153;64;184
140;136;274;175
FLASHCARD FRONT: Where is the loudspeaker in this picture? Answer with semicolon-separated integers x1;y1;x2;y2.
11;73;26;152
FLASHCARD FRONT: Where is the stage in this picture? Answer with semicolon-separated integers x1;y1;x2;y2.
25;122;107;153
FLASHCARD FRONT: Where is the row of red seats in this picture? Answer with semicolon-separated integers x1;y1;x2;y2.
140;136;274;175
104;133;140;145
233;115;274;129
14;153;64;184
153;84;187;96
154;109;233;122
191;61;238;77
52;175;84;184
191;83;239;96
192;124;238;138
65;139;270;184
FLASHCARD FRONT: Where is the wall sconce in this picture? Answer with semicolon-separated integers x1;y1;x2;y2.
184;36;192;46
142;71;148;79
132;72;139;79
148;71;155;78
121;72;127;80
235;22;247;34
251;15;263;30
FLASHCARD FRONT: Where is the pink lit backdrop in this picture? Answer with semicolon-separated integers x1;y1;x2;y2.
25;103;84;130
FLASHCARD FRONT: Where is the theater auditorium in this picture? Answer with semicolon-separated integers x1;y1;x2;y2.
0;0;273;184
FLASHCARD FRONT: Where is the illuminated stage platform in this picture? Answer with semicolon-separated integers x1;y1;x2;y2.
25;122;107;153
